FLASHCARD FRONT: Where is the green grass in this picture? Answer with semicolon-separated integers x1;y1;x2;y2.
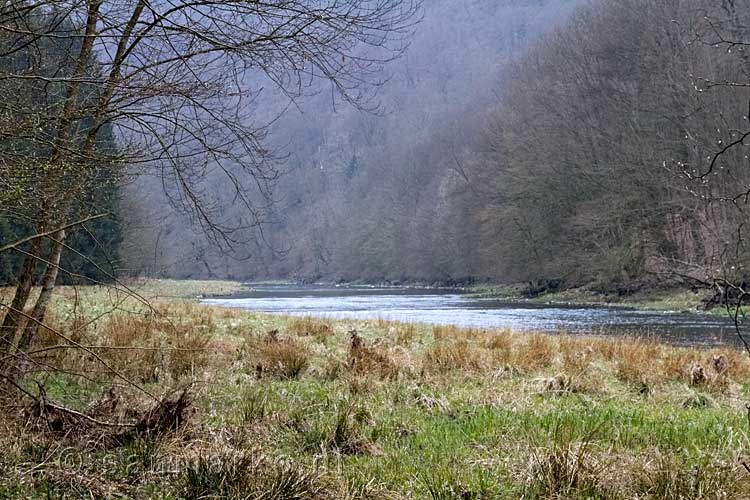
1;280;750;498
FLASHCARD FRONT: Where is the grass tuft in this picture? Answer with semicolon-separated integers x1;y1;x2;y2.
243;330;311;380
288;316;334;341
525;420;607;499
180;451;335;499
297;398;378;456
423;338;485;373
347;329;406;380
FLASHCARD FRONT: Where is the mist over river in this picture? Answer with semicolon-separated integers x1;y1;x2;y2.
202;285;742;348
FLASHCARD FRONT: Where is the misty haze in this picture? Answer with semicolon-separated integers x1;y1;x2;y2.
2;1;750;498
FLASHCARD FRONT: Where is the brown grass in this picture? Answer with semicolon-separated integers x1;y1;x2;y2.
424;326;516;374
242;331;311;380
432;324;484;342
392;322;419;346
423;339;487;373
608;338;659;391
30;310;215;384
97;315;213;383
347;330;409;380
558;336;594;376
287;317;333;341
660;349;701;383
515;333;555;372
484;329;513;352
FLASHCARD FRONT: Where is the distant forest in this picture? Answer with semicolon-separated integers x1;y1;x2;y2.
112;0;750;292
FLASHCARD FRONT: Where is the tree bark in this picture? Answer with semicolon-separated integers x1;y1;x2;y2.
0;237;43;355
17;229;66;353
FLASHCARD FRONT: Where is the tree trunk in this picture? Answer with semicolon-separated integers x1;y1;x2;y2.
17;229;66;353
0;237;43;355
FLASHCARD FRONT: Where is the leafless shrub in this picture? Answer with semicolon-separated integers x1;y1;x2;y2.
23;384;191;446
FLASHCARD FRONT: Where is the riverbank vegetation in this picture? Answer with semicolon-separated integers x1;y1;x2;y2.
2;281;749;498
468;284;720;315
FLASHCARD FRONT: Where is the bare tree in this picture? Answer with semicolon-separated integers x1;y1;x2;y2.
676;0;750;351
0;0;422;373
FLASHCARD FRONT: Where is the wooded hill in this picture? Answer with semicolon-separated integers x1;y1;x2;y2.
119;0;750;293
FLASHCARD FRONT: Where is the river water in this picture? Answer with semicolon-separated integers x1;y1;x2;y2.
202;284;743;347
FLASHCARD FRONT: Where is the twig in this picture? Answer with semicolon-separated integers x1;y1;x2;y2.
0;305;159;402
40;399;134;428
0;214;108;253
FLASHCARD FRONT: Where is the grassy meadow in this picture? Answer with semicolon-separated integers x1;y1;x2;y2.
1;280;750;498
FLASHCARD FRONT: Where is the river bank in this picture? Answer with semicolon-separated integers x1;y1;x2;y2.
467;283;720;314
1;280;749;498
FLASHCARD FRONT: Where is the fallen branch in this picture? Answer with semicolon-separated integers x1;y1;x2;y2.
19;382;192;444
24;382;133;434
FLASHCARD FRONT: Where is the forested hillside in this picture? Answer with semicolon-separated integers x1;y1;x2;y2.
469;0;750;293
121;0;750;293
0;15;121;286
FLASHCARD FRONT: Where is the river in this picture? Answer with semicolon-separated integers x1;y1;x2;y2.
202;284;743;347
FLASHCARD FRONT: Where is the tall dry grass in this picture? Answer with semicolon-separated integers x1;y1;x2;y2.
29;307;217;383
346;330;411;380
241;331;311;380
287;317;333;341
97;315;213;382
515;333;555;371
